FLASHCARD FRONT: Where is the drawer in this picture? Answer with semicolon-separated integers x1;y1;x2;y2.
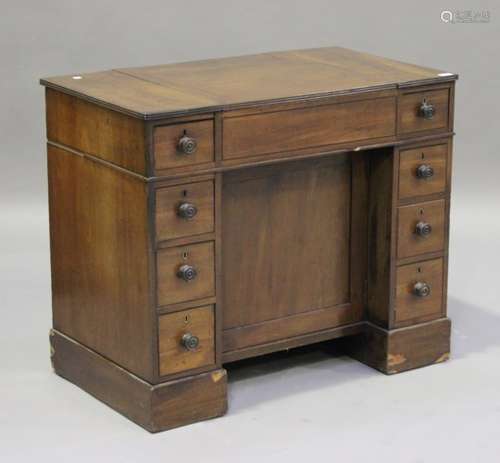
398;88;449;135
157;242;215;307
223;96;396;160
398;144;447;200
158;305;215;376
153;120;214;171
395;258;444;325
397;199;446;259
155;180;215;242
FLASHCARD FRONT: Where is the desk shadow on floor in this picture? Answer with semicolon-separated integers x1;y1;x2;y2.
224;339;373;413
225;297;500;413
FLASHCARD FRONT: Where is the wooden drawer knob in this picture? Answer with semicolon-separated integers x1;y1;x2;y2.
416;164;434;179
413;281;431;298
177;134;198;155
415;221;432;237
181;332;200;351
419;99;436;120
177;264;197;282
177;202;198;220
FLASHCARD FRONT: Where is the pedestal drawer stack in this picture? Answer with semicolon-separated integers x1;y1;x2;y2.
153;119;218;379
394;141;451;328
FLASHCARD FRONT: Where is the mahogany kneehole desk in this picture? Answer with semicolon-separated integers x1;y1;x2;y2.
42;47;456;432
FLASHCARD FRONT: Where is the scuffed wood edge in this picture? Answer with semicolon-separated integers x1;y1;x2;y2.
50;330;227;432
341;318;451;375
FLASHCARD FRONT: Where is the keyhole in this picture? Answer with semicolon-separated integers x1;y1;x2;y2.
421;152;425;160
417;267;422;273
420;209;424;215
182;190;188;197
184;314;190;324
182;251;189;260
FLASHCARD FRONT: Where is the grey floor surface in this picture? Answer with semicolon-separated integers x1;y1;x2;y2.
1;190;499;462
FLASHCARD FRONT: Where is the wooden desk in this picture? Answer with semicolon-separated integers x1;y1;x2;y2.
42;47;456;432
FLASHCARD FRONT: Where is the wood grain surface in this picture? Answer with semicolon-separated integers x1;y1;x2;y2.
223;96;396;159
155;180;215;242
154;119;214;170
398;88;450;134
341;318;451;374
47;144;154;380
397;199;446;259
41;46;455;119
398;143;448;200
158;305;215;376
156;241;215;307
51;330;227;432
46;88;147;174
395;258;444;326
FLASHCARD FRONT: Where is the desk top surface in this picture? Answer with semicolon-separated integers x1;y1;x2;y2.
41;46;456;120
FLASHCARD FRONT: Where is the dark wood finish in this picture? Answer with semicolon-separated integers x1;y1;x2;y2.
341;318;451;374
223;96;396;160
156;241;215;307
398;87;450;135
224;304;357;352
158;305;215;376
156;233;216;250
214;172;224;366
395;258;444;326
42;47;456;432
154;120;214;171
47;144;154;381
51;330;227;432
42;47;455;119
366;148;395;327
156;297;217;316
42;69;216;119
350;152;370;316
223;322;364;363
397;199;446;259
221;157;359;340
150;368;227;432
46;88;147;175
155;180;215;242
398;143;448;200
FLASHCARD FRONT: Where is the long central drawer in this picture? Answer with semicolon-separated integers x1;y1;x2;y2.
222;96;396;160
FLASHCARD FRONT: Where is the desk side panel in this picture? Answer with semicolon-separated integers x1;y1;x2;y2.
47;145;154;380
46;88;148;175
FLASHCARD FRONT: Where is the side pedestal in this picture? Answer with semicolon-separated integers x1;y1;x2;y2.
50;330;228;432
342;318;451;374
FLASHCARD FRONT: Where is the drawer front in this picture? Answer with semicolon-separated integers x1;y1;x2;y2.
158;305;215;376
399;88;449;135
155;180;215;242
223;97;396;160
154;120;214;171
157;242;215;307
397;199;446;259
395;258;444;325
398;144;447;200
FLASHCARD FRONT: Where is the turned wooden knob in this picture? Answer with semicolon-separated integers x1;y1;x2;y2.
177;202;198;220
181;333;199;351
419;99;435;120
177;134;198;155
413;281;431;298
416;164;434;179
415;221;432;237
177;264;197;282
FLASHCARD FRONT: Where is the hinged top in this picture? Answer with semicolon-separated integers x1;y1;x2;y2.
40;46;456;120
